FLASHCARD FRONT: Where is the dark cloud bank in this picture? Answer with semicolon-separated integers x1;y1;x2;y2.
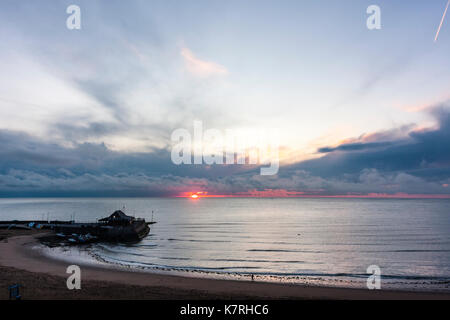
1;107;450;197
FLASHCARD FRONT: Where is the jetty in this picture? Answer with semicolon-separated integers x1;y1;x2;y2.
0;210;154;243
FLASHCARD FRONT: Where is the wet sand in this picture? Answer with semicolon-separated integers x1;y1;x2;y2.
1;231;450;300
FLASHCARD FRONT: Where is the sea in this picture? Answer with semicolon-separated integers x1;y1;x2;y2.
1;197;449;292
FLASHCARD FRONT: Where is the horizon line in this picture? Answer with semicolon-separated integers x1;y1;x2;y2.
1;194;450;199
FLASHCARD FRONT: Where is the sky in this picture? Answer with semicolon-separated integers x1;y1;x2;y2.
0;0;449;197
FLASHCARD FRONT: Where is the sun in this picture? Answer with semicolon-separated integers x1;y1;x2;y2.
191;194;199;199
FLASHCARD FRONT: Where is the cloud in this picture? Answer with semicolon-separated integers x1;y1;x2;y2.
0;169;215;197
1;105;450;197
181;47;228;77
250;169;450;196
287;103;450;182
0;128;259;196
317;141;397;153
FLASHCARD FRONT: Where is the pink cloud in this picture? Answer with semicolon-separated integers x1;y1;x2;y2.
181;47;228;77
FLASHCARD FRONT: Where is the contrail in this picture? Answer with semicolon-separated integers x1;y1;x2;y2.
435;0;450;42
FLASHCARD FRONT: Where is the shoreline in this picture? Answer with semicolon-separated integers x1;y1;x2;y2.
1;233;450;299
77;245;450;293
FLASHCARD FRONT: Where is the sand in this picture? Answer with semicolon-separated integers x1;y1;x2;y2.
1;231;449;300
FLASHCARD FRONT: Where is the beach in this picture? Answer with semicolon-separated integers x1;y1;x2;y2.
1;230;449;300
